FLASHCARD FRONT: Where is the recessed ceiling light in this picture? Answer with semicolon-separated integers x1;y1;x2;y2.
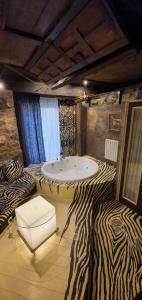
83;80;88;86
0;82;4;89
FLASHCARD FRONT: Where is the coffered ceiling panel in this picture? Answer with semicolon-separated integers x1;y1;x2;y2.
0;31;39;66
7;0;73;37
29;0;127;85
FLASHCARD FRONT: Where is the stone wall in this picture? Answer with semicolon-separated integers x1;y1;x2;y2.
86;103;121;160
0;90;21;161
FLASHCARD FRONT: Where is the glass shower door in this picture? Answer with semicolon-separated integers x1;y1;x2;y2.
120;101;142;211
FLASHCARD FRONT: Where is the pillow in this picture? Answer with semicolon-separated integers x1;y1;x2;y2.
3;159;23;183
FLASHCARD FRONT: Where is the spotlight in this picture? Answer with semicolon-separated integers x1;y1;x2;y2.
83;80;88;86
0;82;4;89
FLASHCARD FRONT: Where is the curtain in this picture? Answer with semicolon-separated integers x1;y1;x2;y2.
40;98;60;161
59;103;76;156
14;93;46;166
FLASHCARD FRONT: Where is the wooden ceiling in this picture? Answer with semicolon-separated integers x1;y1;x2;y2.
86;49;142;83
0;0;142;93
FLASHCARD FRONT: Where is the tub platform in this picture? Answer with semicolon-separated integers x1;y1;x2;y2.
25;158;116;203
25;160;142;300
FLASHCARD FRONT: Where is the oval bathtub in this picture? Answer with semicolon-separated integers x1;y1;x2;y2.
41;156;99;183
36;156;99;203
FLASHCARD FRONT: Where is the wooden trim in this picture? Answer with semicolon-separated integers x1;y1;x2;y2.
116;97;130;201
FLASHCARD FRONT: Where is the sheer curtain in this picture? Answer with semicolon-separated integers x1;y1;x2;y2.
40;98;60;161
14;93;46;166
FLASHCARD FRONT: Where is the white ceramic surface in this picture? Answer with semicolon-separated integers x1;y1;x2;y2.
41;156;99;183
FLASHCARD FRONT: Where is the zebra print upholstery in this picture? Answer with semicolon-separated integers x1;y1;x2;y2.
0;160;35;234
2;159;23;183
0;167;5;182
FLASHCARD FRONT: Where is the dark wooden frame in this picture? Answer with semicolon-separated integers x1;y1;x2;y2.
120;101;142;214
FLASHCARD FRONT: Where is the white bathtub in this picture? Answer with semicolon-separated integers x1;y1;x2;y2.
41;156;99;183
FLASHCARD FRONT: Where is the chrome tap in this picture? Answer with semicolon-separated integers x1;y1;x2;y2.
60;151;64;160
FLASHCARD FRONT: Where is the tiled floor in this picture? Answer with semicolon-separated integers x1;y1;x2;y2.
0;194;75;300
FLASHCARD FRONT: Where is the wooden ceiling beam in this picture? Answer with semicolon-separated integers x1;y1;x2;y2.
25;0;91;70
74;28;95;56
6;79;85;97
39;58;63;78
48;44;131;88
4;64;38;83
4;26;43;43
72;78;117;87
89;77;142;93
52;43;75;66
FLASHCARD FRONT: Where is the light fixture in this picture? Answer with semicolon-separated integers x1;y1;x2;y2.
0;81;4;89
83;79;88;86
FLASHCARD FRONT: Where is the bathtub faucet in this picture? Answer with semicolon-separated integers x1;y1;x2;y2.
60;151;64;160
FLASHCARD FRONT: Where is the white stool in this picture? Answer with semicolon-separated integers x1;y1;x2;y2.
15;195;56;251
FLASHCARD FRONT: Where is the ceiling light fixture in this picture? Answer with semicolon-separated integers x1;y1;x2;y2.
83;79;88;86
0;81;4;89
